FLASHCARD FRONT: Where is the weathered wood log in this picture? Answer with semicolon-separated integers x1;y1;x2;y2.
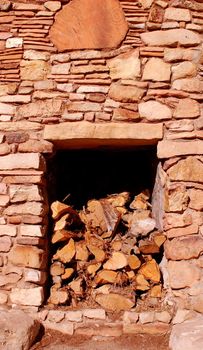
106;192;130;207
103;252;127;270
150;284;162;297
81;198;121;234
53;238;75;264
95;293;135;311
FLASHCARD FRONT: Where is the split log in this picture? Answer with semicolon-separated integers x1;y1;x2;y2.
95;293;135;311
95;270;118;285
128;255;141;270
87;244;106;262
139;240;160;254
139;259;161;283
106;192;130;207
87;262;101;276
111;239;122;251
53;238;75;264
135;274;150;291
152;232;166;247
61;268;74;280
69;277;84;296
51;201;76;220
103;252;127;270
52;229;82;244
50;262;65;276
75;241;89;261
150;285;162;298
130;190;150;210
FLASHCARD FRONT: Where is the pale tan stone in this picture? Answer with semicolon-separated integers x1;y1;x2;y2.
157;141;203;158
24;269;46;284
0;121;41;131
0;225;16;237
142;58;171;82
19;225;44;238
17;100;62;118
43;320;74;335
0;153;41;170
108;50;140;80
10;287;44;306
44;122;163;148
174;98;200;119
164;213;192;230
20;60;50;81
8;245;46;268
0;292;8;304
165;236;203;260
49;0;128;51
9;185;42;203
123;311;139;324
83;309;106;320
140;312;155;324
166;224;199;238
23;50;50;61
65;310;82;322
138;100;172;121
34;80;56;90
109;83;145;102
164;7;191;22
44;1;61;12
6;37;23;49
172;78;203;93
51;63;70;75
165;184;188;212
0;102;16;115
19;140;53;153
164;48;201;63
168;261;201;289
167;157;203;183
188;189;203;210
166;119;194;132
141;29;200;47
66;102;101;112
172;62;197;81
155;311;172;324
0;236;12;252
5;202;45;216
139;0;153;8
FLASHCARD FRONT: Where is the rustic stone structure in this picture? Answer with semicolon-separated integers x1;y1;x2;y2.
0;0;203;335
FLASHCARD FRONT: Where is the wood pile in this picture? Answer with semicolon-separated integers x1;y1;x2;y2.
49;191;166;312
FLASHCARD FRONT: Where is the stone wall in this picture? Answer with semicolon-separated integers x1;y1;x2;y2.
0;0;202;316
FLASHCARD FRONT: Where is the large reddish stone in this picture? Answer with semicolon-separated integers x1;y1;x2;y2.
49;0;128;51
167;157;203;183
168;261;201;289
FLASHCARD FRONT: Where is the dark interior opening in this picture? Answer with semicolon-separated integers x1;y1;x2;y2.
47;147;158;209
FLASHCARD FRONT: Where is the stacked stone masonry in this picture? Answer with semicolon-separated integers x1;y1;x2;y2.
0;0;202;324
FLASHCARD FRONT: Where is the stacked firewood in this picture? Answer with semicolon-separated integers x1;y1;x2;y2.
48;191;166;311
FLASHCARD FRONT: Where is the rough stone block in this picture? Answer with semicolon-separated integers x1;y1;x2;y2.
0;153;42;170
0;225;17;237
9;185;42;203
8;245;46;268
165;236;203;261
19;225;44;238
83;309;106;320
10;287;44;306
0;236;12;252
157;140;203;158
138;100;172;121
65;310;83;322
20;60;50;81
5;202;45;216
142;58;171;82
141;29;200;47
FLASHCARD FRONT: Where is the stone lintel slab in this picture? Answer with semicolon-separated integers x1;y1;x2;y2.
43;122;163;149
157;140;203;158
